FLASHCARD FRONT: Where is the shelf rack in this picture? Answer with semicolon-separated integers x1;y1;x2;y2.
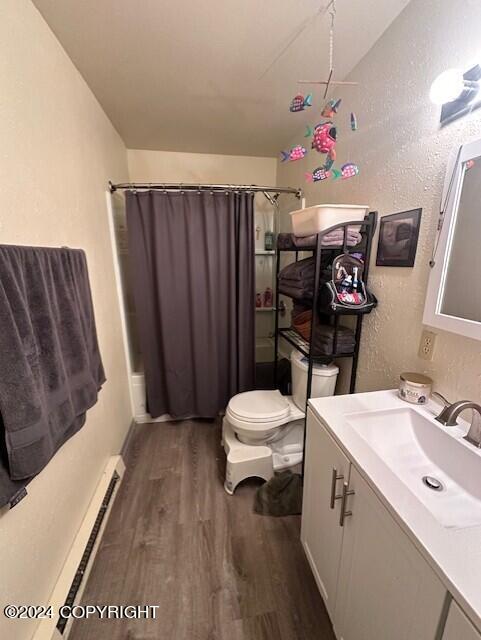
273;212;378;475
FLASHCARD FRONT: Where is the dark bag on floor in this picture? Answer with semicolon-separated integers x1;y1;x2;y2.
318;253;377;314
254;470;303;516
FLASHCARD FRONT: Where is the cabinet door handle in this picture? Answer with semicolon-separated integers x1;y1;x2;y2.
339;481;355;527
330;467;344;509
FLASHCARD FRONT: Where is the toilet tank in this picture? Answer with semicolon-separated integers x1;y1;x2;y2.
291;350;339;411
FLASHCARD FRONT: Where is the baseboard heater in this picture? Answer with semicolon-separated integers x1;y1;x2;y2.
33;455;125;640
56;470;120;635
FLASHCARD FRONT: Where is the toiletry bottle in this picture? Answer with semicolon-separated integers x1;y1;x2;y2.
263;287;273;308
352;266;358;291
264;230;274;251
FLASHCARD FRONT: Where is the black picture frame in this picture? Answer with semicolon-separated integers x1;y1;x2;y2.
376;208;422;267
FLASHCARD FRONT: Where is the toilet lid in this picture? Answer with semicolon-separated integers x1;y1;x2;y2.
227;390;290;423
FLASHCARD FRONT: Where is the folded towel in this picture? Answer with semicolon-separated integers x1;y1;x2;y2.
278;257;332;300
278;282;314;300
0;246;105;506
277;227;362;250
279;257;316;282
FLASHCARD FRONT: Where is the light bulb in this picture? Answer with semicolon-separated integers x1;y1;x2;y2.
429;69;465;105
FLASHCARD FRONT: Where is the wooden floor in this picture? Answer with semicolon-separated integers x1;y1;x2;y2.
69;419;335;640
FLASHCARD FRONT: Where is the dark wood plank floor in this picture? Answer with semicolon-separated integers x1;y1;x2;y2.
69;419;335;640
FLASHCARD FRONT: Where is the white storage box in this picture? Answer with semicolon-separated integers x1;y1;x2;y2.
290;204;369;237
291;350;338;411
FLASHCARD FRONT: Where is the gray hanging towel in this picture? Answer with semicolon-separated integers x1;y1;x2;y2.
0;245;105;485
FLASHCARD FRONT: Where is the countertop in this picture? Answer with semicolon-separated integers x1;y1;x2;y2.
308;389;481;632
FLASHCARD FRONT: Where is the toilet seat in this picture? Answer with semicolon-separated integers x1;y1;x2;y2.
226;390;304;444
226;390;300;434
227;390;290;424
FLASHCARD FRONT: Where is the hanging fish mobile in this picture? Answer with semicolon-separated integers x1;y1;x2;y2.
341;162;359;179
321;98;342;118
305;167;333;183
289;93;313;112
305;162;359;183
311;122;337;165
280;145;307;162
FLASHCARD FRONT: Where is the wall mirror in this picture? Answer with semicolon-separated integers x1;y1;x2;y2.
424;137;481;340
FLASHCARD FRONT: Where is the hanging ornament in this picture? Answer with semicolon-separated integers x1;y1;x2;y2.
289;93;313;112
341;163;360;179
311;121;337;167
305;167;332;183
280;145;308;162
322;98;342;118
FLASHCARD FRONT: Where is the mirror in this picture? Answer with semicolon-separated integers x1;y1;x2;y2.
424;138;481;340
440;157;481;323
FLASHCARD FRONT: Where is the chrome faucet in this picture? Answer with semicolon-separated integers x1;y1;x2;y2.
435;400;481;448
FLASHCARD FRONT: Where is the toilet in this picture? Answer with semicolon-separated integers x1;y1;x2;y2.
222;351;339;494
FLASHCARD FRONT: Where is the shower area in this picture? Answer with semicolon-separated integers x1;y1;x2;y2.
108;184;300;421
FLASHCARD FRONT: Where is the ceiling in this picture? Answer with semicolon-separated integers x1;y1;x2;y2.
33;0;410;156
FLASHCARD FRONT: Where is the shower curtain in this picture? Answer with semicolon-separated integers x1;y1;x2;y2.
126;190;255;419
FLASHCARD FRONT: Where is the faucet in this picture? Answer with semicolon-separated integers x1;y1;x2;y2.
435;400;481;448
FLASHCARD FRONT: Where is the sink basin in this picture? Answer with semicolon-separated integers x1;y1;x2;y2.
345;407;481;529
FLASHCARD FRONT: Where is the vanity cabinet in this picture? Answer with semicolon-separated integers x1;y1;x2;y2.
443;602;481;640
303;409;446;640
301;412;351;618
334;465;446;640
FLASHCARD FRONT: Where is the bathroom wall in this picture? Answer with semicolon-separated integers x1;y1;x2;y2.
0;2;131;639
127;148;277;185
277;0;481;402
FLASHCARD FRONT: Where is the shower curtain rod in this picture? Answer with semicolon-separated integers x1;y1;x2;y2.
108;181;303;199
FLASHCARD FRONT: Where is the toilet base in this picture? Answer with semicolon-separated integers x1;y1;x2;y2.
222;418;304;495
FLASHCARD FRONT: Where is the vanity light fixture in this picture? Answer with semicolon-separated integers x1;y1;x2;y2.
430;64;481;125
429;69;467;105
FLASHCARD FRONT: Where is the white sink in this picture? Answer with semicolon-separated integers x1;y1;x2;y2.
345;407;481;529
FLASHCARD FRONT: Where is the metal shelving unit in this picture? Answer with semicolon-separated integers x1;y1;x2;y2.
273;212;378;475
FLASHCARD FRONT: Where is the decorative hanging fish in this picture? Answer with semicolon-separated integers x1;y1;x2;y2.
341;162;360;179
321;98;342;118
306;165;355;183
350;112;358;131
289;93;313;112
311;122;337;163
280;145;307;162
305;167;332;183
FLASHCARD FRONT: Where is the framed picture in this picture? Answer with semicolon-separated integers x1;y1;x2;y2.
376;208;422;267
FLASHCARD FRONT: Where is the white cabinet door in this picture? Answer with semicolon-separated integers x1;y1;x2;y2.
334;466;446;640
301;409;351;619
443;602;481;640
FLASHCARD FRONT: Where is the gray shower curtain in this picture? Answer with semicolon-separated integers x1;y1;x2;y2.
126;190;255;419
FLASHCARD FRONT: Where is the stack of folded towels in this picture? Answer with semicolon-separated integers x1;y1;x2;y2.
291;303;356;356
277;226;362;251
278;257;324;300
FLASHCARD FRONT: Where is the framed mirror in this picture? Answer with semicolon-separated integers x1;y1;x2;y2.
424;137;481;340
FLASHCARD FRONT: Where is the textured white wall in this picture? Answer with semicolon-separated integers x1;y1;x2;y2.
277;0;481;402
0;2;131;639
